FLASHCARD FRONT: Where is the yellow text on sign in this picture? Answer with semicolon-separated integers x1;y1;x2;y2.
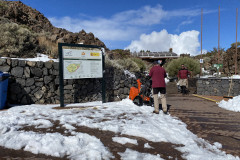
90;52;100;56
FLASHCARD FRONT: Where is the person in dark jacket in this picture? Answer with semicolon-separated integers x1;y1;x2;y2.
177;64;191;94
149;61;167;114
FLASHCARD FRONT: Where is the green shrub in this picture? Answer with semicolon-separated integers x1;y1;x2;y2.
0;22;37;57
203;57;211;63
105;58;123;70
108;49;131;59
130;57;146;72
117;58;140;72
166;57;200;77
105;51;147;73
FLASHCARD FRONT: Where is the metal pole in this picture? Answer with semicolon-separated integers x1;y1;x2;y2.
200;8;203;77
235;8;238;75
101;48;106;103
216;6;221;77
218;6;220;65
58;43;64;107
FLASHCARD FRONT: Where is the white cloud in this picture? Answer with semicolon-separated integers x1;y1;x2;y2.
48;5;202;42
112;4;167;26
48;5;167;41
125;29;200;55
49;16;140;41
48;5;214;54
167;8;200;17
175;19;194;32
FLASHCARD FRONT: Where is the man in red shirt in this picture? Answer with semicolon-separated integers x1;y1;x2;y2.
177;64;191;94
149;61;167;114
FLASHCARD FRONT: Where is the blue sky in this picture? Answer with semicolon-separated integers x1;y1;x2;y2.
20;0;240;55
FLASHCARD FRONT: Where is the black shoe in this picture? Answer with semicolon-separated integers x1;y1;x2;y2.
182;86;187;95
163;111;168;115
180;86;183;93
153;111;159;114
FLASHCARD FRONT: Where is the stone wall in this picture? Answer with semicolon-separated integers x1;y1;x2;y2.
197;78;240;96
0;58;141;105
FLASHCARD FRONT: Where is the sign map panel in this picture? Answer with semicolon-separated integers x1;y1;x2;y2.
63;48;102;79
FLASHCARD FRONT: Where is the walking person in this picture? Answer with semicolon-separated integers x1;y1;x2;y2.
149;60;168;114
177;64;191;94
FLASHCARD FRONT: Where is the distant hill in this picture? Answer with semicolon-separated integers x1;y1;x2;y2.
0;1;107;58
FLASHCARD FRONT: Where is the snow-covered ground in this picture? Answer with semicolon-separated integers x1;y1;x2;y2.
217;95;240;112
1;54;239;159
0;99;239;160
1;53;58;62
200;74;240;79
231;75;240;79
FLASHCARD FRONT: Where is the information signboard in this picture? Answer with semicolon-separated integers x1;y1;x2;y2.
58;43;105;107
63;48;102;79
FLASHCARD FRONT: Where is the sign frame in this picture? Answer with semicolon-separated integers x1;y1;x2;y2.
213;64;223;77
213;64;223;69
58;43;106;107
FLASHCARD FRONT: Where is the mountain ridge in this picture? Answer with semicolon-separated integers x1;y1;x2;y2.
0;1;107;58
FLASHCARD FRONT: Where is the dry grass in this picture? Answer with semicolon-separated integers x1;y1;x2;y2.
37;36;58;58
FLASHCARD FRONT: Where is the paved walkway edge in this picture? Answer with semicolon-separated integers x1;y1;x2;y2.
192;94;220;102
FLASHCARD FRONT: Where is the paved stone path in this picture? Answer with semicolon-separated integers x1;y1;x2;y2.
166;82;240;157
